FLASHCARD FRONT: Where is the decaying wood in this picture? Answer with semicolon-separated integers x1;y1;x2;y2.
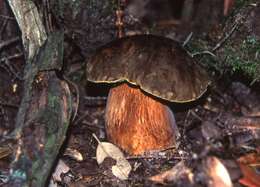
7;0;47;61
7;0;72;186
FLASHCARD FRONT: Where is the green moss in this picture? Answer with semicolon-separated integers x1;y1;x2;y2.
48;93;59;108
223;35;260;81
45;134;57;151
11;169;27;181
185;0;260;83
233;0;256;9
110;0;119;11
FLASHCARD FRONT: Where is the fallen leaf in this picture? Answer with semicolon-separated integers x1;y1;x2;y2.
64;148;83;161
203;157;233;187
238;152;260;187
238;152;260;164
96;142;124;164
94;134;131;180
52;160;70;182
149;161;194;185
0;146;12;159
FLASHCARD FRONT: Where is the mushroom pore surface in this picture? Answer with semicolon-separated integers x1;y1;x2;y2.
105;83;176;155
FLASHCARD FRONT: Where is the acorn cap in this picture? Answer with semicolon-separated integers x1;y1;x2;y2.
86;35;211;103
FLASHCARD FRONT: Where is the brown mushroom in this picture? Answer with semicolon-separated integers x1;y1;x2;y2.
86;35;210;155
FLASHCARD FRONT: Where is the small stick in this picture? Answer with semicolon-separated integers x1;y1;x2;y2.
212;22;239;52
0;19;8;38
0;56;23;80
0;37;20;51
190;110;203;121
0;53;24;63
84;96;107;107
191;50;216;58
182;32;193;47
0;101;19;108
62;75;79;122
0;15;15;20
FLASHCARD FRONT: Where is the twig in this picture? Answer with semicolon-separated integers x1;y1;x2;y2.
188;19;240;58
73;111;90;125
219;113;260;133
241;145;257;151
0;55;23;80
0;106;9;126
212;22;239;52
0;19;8;39
191;50;216;58
126;155;186;160
0;14;15;20
84;96;107;107
92;133;102;144
250;78;258;86
0;37;20;51
190;110;203;121
158;145;177;152
84;96;107;100
82;121;105;130
63;75;79;122
203;102;220;113
182;32;193;47
0;101;19;108
0;53;24;63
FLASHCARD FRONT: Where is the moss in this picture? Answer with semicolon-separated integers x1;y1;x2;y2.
110;0;119;11
48;93;59;108
185;0;260;83
223;35;260;81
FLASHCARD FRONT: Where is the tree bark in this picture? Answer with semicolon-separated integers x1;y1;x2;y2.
7;0;72;186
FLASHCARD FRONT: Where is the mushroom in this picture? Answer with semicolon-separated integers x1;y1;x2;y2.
86;35;210;155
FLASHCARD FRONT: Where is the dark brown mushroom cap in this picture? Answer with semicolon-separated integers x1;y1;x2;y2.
86;35;211;103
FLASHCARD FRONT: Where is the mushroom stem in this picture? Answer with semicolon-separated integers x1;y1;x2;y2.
105;83;177;155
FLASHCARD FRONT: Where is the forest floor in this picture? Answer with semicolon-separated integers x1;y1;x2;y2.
0;0;259;186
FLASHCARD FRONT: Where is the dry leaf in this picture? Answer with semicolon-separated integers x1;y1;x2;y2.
94;134;131;180
149;161;194;185
52;160;70;182
96;142;124;164
238;152;260;187
0;146;12;159
203;157;233;187
64;148;83;161
48;179;57;187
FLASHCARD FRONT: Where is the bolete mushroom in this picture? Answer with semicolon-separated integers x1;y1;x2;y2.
86;35;210;155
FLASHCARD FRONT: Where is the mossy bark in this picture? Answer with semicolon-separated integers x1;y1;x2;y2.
7;0;72;186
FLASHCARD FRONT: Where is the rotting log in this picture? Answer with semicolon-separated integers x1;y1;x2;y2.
10;70;72;187
7;0;72;186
